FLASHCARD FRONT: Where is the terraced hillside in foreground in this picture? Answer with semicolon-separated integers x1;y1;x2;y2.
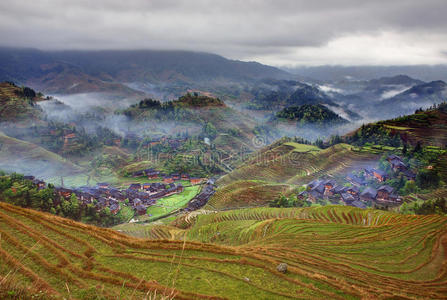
1;202;447;299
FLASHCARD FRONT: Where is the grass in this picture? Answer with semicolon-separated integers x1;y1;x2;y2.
140;185;201;222
283;142;320;153
1;202;446;299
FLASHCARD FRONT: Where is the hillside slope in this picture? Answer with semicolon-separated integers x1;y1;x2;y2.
1;202;446;299
0;132;83;179
346;102;447;147
0;82;44;121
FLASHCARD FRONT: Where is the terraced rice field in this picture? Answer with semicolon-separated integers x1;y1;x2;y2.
218;143;378;186
205;180;291;209
1;202;446;299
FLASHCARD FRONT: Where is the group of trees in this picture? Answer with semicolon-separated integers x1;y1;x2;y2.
0;172;129;226
347;124;403;147
400;197;447;215
275;104;347;127
269;193;310;208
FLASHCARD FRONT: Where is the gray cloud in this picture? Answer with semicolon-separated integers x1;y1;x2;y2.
0;0;446;66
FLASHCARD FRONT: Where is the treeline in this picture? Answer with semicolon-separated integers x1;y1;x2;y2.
122;93;224;121
275;104;347;126
0;172;128;226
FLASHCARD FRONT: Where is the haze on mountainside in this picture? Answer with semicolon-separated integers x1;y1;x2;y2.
0;1;447;300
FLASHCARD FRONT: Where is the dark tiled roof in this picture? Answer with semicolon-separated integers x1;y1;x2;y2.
378;185;394;194
350;200;367;209
361;187;377;198
341;192;355;202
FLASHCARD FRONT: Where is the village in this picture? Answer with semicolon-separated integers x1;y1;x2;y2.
300;154;417;209
22;168;213;219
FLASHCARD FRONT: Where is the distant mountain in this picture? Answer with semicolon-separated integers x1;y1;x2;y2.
0;48;290;96
286;65;447;82
248;81;336;110
378;80;447;117
367;74;424;86
275;104;348;127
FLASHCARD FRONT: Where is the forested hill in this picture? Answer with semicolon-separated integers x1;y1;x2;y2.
121;93;226;119
345;102;447;148
275;104;348;126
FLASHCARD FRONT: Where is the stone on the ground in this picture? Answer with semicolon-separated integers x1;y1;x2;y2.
277;263;288;273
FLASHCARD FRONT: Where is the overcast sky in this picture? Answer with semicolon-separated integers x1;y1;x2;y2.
1;0;446;67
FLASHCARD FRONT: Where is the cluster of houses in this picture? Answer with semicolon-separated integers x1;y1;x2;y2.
131;168;204;185
299;155;414;209
185;179;216;211
141;136;188;150
23;175;187;216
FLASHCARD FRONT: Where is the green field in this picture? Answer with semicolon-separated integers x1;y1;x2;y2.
141;185;201;221
1;202;446;299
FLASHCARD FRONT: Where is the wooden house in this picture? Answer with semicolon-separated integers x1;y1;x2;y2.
32;179;46;189
373;169;387;182
376;185;400;203
181;174;190;180
365;168;387;182
360;187;377;202
136;204;147;215
330;185;346;196
146;171;159;179
346;186;359;196
163;176;174;184
129;183;141;190
172;173;181;181
340;192;355;205
132;170;145;177
133;198;142;208
97;182;110;189
56;187;73;200
346;175;366;186
110;203;120;215
308;190;323;203
349;200;367;209
323;180;336;196
190;177;203;185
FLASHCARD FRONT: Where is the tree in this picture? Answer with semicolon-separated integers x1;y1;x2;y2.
402;180;418;195
413;141;422;153
416;169;440;190
269;194;289;207
203;122;217;139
